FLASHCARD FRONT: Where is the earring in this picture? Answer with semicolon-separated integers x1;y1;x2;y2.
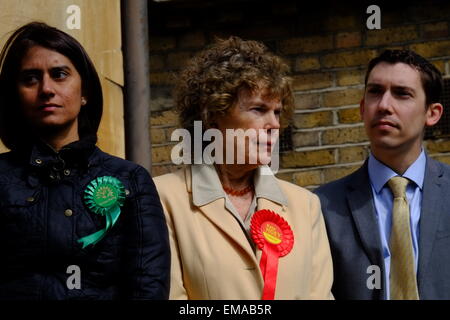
81;97;87;105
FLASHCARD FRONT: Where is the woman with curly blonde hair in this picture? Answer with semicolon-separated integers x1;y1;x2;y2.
155;36;333;300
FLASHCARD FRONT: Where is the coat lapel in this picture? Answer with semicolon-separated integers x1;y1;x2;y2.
417;158;444;286
257;198;286;218
185;166;259;266
195;187;287;268
197;198;259;265
346;163;385;278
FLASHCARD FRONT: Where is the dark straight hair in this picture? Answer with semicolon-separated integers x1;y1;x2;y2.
0;21;103;150
365;49;443;107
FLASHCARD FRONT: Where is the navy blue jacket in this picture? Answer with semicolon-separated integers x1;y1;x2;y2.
315;157;450;300
0;137;170;300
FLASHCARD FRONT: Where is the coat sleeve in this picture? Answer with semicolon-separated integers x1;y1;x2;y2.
308;193;334;300
159;199;189;300
154;174;188;299
122;166;171;299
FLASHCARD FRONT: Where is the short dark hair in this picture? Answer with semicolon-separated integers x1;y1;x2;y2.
365;49;443;107
0;21;103;150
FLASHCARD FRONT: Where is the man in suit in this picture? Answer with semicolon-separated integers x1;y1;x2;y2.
315;49;450;299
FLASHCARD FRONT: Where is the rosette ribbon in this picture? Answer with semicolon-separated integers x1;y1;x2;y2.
78;176;126;249
250;209;294;300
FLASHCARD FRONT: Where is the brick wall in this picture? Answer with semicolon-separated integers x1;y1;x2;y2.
148;0;450;189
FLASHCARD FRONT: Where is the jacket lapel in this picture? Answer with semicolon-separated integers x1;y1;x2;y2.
198;198;259;264
346;163;386;281
197;197;286;266
417;157;444;286
257;198;286;218
185;167;259;266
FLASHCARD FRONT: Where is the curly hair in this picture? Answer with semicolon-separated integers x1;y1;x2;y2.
174;36;294;133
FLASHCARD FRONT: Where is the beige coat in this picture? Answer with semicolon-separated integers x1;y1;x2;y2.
154;166;333;300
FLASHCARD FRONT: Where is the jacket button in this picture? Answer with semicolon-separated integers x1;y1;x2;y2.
64;169;71;176
64;209;73;217
26;197;35;202
35;159;42;165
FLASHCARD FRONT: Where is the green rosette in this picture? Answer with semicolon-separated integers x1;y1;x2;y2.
78;176;126;249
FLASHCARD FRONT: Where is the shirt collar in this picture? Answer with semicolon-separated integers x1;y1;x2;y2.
368;149;426;193
15;135;98;168
191;164;288;207
254;166;288;205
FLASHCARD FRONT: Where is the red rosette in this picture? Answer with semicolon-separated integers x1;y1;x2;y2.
250;209;294;300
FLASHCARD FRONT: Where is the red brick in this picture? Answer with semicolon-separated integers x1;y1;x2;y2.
410;40;450;58
166;16;191;28
150;110;179;126
366;25;418;46
323;165;359;183
152;145;174;163
275;172;294;183
336;69;364;86
294;93;321;110
426;140;450;153
322;49;378;68
279;35;333;54
292;131;320;148
432;60;446;74
322;126;367;145
338;146;367;163
240;25;290;39
322;88;363;108
293;111;333;129
150;55;165;70
281;149;336;168
167;52;192;69
293;170;322;187
149;36;176;52
179;31;206;48
323;15;359;32
338;107;362;124
149;72;176;86
292;73;334;91
336;32;361;48
295;57;320;72
151;128;166;144
422;22;449;39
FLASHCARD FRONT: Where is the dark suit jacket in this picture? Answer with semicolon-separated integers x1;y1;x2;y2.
314;156;450;300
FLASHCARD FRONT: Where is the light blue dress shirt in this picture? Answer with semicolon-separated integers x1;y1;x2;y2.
367;150;425;300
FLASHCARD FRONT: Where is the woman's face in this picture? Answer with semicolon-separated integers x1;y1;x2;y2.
16;45;84;136
215;86;281;166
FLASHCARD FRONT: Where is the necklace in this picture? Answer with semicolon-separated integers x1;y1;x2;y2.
223;185;253;196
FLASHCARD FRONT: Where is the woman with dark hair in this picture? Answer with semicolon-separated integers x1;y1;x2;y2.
0;22;170;300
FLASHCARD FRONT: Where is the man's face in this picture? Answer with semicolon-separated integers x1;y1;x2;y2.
361;62;441;157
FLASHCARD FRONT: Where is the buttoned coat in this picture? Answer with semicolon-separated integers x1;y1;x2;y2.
0;138;170;300
154;166;333;300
